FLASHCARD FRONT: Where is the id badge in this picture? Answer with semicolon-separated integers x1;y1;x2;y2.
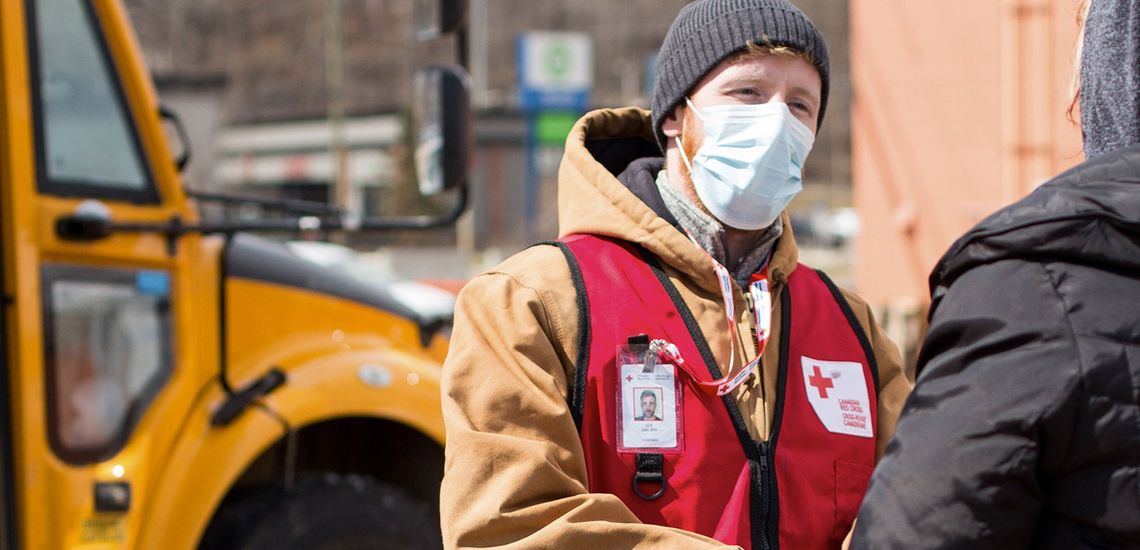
616;340;684;452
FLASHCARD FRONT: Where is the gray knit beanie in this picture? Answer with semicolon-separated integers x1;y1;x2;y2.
651;0;830;151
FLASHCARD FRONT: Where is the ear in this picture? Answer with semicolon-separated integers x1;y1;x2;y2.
661;103;685;138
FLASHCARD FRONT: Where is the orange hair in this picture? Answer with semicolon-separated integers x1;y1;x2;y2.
727;39;814;65
1068;0;1092;124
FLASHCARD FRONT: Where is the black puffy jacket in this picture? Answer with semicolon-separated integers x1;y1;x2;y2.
851;145;1140;549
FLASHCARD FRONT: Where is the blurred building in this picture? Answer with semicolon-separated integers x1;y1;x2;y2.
850;0;1085;363
123;0;853;255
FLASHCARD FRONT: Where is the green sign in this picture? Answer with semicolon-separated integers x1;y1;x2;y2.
535;111;580;146
544;42;572;82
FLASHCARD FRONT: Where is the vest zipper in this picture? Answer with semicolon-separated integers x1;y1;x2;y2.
748;282;774;550
755;284;791;550
756;441;774;550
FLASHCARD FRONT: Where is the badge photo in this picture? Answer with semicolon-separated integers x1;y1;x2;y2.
618;363;681;450
633;387;664;422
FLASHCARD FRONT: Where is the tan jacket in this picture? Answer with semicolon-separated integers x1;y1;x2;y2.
440;108;912;549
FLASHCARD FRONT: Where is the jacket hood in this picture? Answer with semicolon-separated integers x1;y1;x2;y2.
557;107;799;294
931;143;1140;291
1080;0;1140;159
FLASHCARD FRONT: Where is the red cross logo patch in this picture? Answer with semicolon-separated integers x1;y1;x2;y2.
800;356;873;438
808;365;834;398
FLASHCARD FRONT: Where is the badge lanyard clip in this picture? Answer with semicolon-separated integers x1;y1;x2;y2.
620;335;656;373
750;274;772;354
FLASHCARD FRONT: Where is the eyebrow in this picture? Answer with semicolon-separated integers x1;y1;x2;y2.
719;73;772;87
719;76;820;108
787;85;821;108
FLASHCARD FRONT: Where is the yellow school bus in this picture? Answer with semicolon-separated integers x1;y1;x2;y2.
0;0;469;547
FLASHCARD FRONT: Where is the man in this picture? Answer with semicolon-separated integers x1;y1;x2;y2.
441;1;911;548
850;1;1140;548
636;390;663;422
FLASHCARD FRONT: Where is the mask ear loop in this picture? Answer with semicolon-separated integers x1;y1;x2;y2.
675;98;702;174
675;136;695;173
684;97;704;121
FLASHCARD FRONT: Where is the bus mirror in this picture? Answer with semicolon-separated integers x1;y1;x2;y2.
412;65;470;196
414;0;468;40
159;106;191;173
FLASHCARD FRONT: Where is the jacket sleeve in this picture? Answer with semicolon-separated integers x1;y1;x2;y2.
850;259;1082;549
440;248;736;550
838;288;911;460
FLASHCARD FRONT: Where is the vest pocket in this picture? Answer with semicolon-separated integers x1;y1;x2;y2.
834;459;874;542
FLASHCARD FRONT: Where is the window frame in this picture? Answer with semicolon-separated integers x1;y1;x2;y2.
40;264;174;465
24;0;161;204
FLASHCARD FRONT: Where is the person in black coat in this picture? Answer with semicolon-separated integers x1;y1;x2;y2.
850;0;1140;548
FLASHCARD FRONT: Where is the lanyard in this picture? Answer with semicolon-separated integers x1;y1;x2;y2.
717;264;771;396
654;249;772;397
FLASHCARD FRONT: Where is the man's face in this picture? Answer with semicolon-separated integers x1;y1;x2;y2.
663;52;822;208
684;52;821;140
641;393;657;418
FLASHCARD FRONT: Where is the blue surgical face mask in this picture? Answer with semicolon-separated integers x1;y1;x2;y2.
676;99;815;230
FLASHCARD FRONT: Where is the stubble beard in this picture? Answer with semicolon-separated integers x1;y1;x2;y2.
678;107;704;208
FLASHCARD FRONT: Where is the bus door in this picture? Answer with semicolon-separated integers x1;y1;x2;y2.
3;0;194;547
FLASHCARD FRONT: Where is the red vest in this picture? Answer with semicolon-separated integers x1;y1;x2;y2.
557;234;879;550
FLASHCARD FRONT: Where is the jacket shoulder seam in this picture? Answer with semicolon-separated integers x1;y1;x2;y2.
477;261;576;393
